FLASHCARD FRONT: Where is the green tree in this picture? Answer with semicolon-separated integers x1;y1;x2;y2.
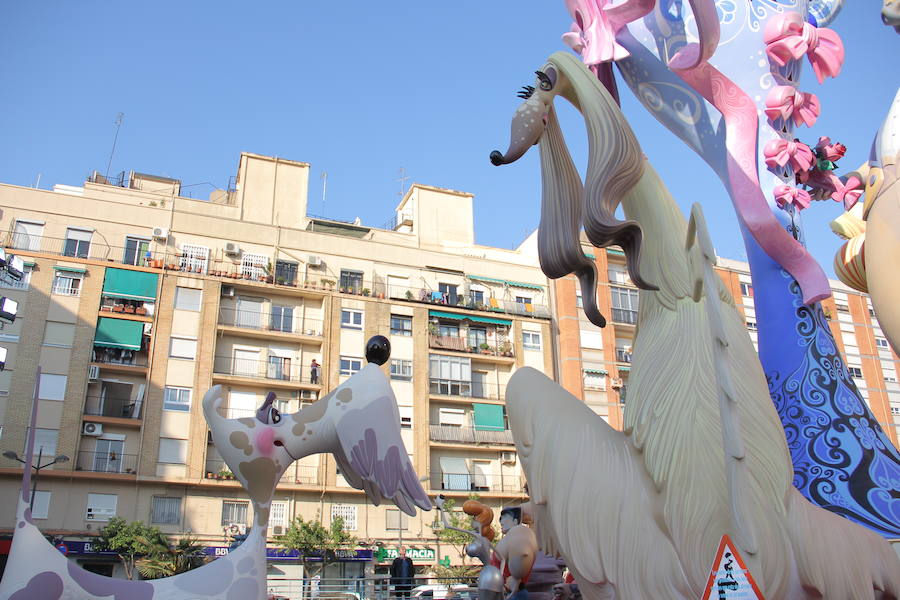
433;496;497;565
93;518;166;580
278;515;357;579
136;534;209;580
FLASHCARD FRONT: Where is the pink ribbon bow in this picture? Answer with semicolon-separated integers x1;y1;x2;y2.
763;139;814;172
764;86;820;127
764;12;844;84
773;185;812;211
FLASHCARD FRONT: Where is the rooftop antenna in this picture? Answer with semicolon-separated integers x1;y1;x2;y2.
105;112;125;180
397;167;410;198
320;171;327;217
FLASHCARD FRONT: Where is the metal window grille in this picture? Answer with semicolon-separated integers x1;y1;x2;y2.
221;500;249;526
180;244;209;274
151;496;182;524
331;504;357;530
241;253;268;279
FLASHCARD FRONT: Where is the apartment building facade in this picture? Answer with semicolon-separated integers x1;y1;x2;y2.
553;243;900;445
0;153;553;583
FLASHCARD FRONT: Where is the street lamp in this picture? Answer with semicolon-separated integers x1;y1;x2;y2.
3;448;69;510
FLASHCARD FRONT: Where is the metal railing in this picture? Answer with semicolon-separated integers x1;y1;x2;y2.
428;336;513;358
4;232;166;265
428;378;505;400
83;395;142;419
615;348;632;363
428;425;514;445
266;575;478;600
428;470;523;493
218;308;324;337
213;356;318;384
204;459;320;485
75;450;138;474
92;347;149;367
611;308;637;325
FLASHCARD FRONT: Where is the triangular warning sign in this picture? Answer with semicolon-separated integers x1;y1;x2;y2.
700;534;765;600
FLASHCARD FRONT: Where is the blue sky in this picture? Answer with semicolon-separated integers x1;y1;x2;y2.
0;2;896;275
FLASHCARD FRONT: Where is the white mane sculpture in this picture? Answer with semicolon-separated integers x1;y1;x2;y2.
491;52;900;600
0;340;431;600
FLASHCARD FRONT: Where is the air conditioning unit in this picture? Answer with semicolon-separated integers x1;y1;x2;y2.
88;365;100;381
272;525;284;536
226;523;247;536
224;242;241;256
221;285;235;297
501;451;517;464
307;255;322;267
151;227;169;240
83;422;103;436
611;378;624;389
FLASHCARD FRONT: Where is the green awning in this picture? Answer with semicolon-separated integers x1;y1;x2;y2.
583;368;608;375
584;252;596;260
94;317;144;350
54;266;87;273
22;261;36;267
467;275;543;291
473;403;505;431
429;310;511;327
618;366;631;372
102;268;158;301
606;248;625;256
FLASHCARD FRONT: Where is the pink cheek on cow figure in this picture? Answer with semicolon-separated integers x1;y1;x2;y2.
255;427;275;456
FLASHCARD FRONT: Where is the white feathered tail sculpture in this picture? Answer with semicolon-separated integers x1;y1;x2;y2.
491;52;900;600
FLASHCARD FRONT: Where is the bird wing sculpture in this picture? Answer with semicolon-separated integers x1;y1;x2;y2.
493;53;900;599
0;338;430;600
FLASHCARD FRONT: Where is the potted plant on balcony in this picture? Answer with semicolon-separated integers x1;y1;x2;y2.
124;305;135;314
264;261;274;284
361;287;370;297
405;290;414;301
499;341;513;357
135;306;147;316
218;468;233;480
479;342;491;355
101;305;112;312
113;304;125;313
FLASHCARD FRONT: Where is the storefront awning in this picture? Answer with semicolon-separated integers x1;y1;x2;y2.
94;317;144;350
473;403;505;431
429;310;511;327
467;274;543;291
102;268;158;301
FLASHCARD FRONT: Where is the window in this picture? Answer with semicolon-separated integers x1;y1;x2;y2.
576;291;583;308
515;295;532;305
467;327;487;349
848;367;863;379
86;493;117;521
885;374;898;383
12;220;43;251
52;271;82;296
269;501;288;533
179;244;209;274
31;491;51;519
174;287;202;311
469;289;485;306
92;438;125;473
390;359;413;380
275;261;298;286
439;407;466;427
401;415;412;428
583;370;606;390
390;315;412;336
740;282;753;297
876;338;889;349
331;504;357;530
523;331;542;351
340;356;363;376
439;283;459;305
236;297;263;328
270;305;294;333
438;323;459;337
163;387;192;412
64;227;92;258
29;428;59;456
579;329;602;349
123;237;151;267
341;309;363;330
340;270;364;294
241;253;268;280
0;264;32;290
38;374;67;401
386;509;409;531
221;500;249;526
746;321;758;331
836;303;850;313
158;438;188;464
429;354;472;396
43;322;75;348
169;337;197;359
151;496;182;524
267;355;292;381
610;286;638;324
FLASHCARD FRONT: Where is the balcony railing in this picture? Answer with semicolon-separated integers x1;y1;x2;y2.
213;356;317;384
218;308;323;337
92;347;149;367
428;336;514;358
615;348;632;363
428;425;514;445
4;232;167;266
612;308;638;325
83;395;142;419
428;378;505;400
75;450;138;474
428;470;524;493
204;459;320;485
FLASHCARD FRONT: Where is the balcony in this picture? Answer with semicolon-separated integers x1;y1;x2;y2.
75;450;138;474
83;395;142;421
204;459;320;485
611;308;637;325
4;232;167;266
92;346;149;368
429;425;514;446
427;470;524;494
218;308;323;338
428;336;514;359
213;356;318;386
428;378;505;401
615;348;632;363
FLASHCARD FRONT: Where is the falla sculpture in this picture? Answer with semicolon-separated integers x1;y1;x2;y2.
0;336;431;600
491;52;900;599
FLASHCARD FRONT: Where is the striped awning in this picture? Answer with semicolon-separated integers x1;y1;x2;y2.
94;317;144;350
429;310;511;327
467;275;543;291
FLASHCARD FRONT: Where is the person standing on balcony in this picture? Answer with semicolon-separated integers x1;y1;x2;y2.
390;546;415;600
310;359;320;384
